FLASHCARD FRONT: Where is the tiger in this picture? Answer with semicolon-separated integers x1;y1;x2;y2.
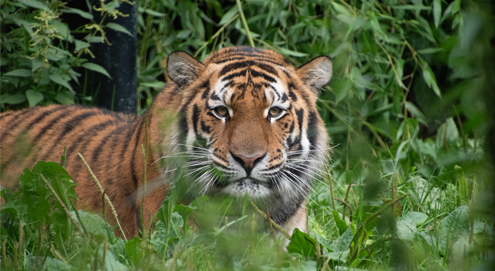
0;46;332;238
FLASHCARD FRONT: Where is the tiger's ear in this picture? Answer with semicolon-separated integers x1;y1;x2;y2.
166;51;204;89
296;56;333;94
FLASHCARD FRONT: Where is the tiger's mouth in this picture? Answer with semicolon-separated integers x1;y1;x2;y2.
214;177;267;188
214;176;272;198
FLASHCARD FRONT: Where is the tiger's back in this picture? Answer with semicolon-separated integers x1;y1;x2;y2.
0;104;167;236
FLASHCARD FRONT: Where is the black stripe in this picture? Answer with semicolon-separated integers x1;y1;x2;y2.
109;125;129;155
131;119;145;187
290;82;312;108
179;117;188;143
32;109;73;142
219;61;254;77
257;63;278;76
221;69;247;81
39;111;99;161
217;51;274;59
288;85;298;101
250;69;276;83
191;105;200;135
289;122;294;134
201;85;210;99
200;121;211;133
108;124;130;172
295;109;304;133
25;106;66;131
179;92;196;113
42;119;117;162
57;112;100;140
214;57;247;64
91;124;124;163
0;107;37;139
209;92;221;101
120;126;135;158
307;111;319;150
281;93;289;103
258;58;290;66
0;111;15;118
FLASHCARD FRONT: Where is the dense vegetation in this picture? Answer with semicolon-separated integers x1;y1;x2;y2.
1;0;494;270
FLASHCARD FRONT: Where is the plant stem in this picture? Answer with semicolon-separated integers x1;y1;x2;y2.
78;152;128;241
194;14;239;58
40;174;80;230
248;199;291;239
236;0;255;47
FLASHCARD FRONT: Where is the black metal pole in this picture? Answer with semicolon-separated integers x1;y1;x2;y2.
90;1;137;113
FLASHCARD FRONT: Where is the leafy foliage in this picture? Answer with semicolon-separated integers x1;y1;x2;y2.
1;0;495;270
0;0;130;109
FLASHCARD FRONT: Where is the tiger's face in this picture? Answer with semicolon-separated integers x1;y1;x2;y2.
166;47;332;203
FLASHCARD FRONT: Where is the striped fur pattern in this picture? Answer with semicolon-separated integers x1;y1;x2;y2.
0;46;332;237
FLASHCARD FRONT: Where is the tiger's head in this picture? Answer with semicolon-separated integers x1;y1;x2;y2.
164;47;331;205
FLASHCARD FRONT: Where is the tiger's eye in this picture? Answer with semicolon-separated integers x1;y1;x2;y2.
214;106;228;116
269;107;282;116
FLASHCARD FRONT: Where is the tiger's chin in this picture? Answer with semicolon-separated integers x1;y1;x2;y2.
220;177;273;198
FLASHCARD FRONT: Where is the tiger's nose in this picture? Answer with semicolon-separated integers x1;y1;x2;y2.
231;152;265;176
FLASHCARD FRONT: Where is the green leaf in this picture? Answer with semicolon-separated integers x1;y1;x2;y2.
286;228;317;258
405;102;427;125
435;118;459;147
433;0;442;28
396;217;417;241
151;221;168;253
52;20;72;41
400;212;428;226
328;227;353;252
140;81;165;89
144;9;166;17
71;210;111;240
97;244;128;271
106;22;133;37
62;7;93;20
420;58;441;97
25;89;44;107
40;257;71;271
417;48;444;54
49;74;73;91
436;206;470;254
174;203;195;220
176;29;192;39
18;0;50;10
455;165;469;201
32;161;78;207
125;237;143;266
279;48;309;57
1;93;26;105
391;5;431;11
332;210;349;235
55;91;75;105
325;227;353;263
219;5;238;25
82;62;112;78
4;69;31;77
74;40;91;52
